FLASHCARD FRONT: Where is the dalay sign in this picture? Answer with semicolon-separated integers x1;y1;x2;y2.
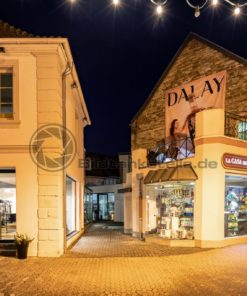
222;153;247;171
165;71;226;137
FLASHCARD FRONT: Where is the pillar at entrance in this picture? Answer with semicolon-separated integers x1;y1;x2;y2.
131;148;147;238
194;109;225;248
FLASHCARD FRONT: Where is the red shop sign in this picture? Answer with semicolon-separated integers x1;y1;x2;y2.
222;153;247;171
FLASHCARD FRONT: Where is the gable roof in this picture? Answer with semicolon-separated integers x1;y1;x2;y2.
131;32;247;124
0;19;59;38
0;19;34;38
0;19;91;124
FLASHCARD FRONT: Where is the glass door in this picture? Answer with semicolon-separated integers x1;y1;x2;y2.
99;194;108;220
0;169;16;240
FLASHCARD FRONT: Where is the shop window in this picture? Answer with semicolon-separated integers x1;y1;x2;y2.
84;189;93;224
146;182;195;240
225;175;247;237
108;193;115;221
0;169;16;240
66;176;77;237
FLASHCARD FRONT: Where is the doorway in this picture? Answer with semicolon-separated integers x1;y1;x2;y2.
93;193;115;221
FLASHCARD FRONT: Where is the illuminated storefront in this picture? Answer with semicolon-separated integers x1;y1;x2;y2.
127;33;247;248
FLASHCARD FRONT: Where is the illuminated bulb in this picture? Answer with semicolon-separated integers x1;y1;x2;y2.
234;5;241;15
156;5;163;15
194;6;200;17
70;0;76;3
113;0;120;5
212;0;218;5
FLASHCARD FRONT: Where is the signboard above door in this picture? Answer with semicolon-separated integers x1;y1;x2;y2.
222;153;247;171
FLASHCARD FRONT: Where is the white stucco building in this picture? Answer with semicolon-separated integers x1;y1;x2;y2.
0;20;90;256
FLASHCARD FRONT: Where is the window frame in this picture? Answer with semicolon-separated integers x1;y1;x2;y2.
0;60;19;125
238;122;247;141
66;175;77;237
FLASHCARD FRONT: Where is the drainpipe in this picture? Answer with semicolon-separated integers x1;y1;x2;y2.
136;173;145;241
62;62;73;254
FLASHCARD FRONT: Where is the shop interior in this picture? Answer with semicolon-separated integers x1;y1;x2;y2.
225;174;247;237
146;181;195;240
0;169;16;240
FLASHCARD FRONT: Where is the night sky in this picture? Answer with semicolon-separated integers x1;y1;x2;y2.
1;1;247;154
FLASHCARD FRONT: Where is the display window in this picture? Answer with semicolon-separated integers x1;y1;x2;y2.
225;175;247;237
146;181;194;240
66;176;77;237
84;189;93;224
0;169;16;240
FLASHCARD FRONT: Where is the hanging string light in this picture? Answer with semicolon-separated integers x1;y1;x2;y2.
112;0;120;6
69;0;247;17
183;0;247;17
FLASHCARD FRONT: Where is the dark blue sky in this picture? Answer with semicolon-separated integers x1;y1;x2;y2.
1;1;247;154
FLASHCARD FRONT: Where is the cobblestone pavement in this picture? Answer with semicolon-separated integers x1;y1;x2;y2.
64;222;206;258
1;222;247;296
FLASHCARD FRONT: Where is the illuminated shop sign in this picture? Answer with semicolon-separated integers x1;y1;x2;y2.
222;153;247;170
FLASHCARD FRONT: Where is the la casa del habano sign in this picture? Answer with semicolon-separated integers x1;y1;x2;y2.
223;154;247;170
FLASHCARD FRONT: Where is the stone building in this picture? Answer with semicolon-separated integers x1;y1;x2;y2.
126;33;247;248
0;20;90;256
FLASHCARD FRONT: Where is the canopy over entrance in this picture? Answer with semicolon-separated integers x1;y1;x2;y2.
144;165;198;184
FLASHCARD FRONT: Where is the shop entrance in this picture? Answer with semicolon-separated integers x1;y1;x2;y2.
0;169;16;240
93;193;115;221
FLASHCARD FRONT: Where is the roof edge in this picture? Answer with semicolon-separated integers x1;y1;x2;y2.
131;32;247;124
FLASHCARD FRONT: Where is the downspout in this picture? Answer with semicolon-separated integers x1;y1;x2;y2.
62;62;73;254
136;173;145;241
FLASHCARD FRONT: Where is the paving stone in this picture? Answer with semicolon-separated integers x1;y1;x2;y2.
0;222;247;295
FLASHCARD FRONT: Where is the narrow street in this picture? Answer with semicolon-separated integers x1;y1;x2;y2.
64;222;204;258
1;222;247;296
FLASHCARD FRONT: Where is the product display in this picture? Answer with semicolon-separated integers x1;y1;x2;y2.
225;183;247;237
0;199;16;239
151;182;194;240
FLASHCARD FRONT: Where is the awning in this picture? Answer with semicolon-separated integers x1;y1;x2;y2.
169;166;198;181
143;170;157;184
144;165;197;184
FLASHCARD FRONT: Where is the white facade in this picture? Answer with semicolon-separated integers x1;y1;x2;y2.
0;36;90;256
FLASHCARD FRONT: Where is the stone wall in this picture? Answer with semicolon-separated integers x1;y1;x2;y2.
131;37;247;150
